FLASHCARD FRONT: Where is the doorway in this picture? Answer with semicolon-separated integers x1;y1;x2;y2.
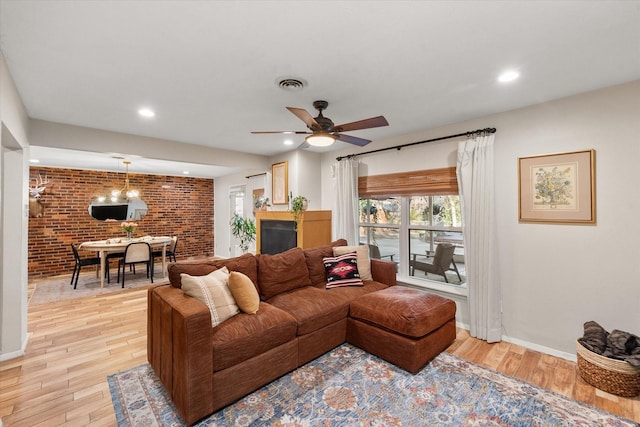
229;185;246;256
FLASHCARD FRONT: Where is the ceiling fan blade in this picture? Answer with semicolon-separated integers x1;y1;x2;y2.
296;141;310;150
333;116;389;132
251;131;310;134
334;133;371;147
287;107;321;131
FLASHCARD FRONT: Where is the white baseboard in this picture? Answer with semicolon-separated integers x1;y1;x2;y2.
0;333;29;362
455;325;576;362
502;335;576;362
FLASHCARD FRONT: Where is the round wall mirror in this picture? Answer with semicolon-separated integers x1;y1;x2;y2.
88;198;148;221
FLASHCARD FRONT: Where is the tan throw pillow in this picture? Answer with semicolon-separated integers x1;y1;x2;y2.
228;271;260;314
333;245;372;281
181;266;239;327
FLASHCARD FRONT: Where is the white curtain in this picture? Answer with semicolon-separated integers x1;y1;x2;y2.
333;158;360;245
456;133;502;342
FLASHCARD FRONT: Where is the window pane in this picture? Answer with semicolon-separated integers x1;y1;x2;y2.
360;195;465;286
359;198;401;225
409;196;431;225
359;226;399;263
409;229;465;284
431;195;461;227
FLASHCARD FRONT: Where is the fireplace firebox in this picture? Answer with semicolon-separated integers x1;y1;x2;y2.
259;220;297;255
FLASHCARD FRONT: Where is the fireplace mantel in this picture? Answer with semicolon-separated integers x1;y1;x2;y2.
255;210;332;254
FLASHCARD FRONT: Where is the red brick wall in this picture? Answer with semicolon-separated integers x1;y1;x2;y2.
28;166;214;278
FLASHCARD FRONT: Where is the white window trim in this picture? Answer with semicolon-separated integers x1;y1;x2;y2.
398;275;468;299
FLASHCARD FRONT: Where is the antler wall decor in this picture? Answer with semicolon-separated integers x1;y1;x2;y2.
28;174;50;218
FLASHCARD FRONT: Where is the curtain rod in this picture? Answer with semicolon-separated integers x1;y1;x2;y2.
245;172;267;179
336;127;496;161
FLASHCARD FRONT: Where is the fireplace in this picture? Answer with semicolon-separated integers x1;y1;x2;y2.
259;220;297;255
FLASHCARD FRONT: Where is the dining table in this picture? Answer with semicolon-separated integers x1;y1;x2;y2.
79;236;173;288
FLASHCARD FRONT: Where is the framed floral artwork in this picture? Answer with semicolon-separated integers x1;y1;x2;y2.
271;161;288;205
518;149;595;224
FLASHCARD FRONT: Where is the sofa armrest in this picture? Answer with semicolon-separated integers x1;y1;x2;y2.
370;259;397;286
148;283;214;424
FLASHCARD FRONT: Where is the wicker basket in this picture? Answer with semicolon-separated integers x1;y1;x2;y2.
576;340;640;397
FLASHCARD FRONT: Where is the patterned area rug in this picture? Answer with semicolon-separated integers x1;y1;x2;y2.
108;344;636;426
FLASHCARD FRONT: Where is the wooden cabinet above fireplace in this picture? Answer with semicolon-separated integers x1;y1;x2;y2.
255;210;332;254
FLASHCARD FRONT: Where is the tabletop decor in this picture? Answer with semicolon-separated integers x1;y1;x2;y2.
518;149;595;224
121;221;138;240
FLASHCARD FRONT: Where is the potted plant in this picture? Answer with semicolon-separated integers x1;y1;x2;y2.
253;195;270;211
230;213;256;253
290;196;308;230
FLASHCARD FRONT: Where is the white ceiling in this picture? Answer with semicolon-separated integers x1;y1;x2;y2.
1;1;639;178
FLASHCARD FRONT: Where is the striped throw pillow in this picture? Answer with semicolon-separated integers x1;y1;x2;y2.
181;266;239;327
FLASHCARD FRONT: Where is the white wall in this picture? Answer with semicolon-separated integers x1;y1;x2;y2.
0;52;30;360
267;149;323;212
321;80;640;358
214;170;270;257
213;149;323;257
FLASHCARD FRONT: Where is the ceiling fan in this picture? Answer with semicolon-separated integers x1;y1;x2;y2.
252;100;389;147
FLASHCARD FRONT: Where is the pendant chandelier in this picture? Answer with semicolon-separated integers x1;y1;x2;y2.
113;161;139;200
95;160;140;203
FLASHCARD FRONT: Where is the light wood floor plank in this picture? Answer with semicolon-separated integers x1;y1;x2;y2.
0;281;638;426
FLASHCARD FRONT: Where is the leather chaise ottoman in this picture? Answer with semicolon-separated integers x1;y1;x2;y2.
346;286;457;373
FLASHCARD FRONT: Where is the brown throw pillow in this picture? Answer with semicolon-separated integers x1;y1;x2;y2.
257;247;312;300
228;271;260;314
180;267;239;327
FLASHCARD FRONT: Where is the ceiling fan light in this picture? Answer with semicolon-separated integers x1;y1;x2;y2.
306;133;335;147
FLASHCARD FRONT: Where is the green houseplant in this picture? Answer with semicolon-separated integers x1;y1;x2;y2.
290;196;308;231
253;195;270;211
230;213;256;253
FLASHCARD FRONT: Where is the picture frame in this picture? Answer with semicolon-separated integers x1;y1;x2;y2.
518;149;595;224
271;161;288;205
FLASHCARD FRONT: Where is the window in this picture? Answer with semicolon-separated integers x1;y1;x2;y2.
358;168;465;285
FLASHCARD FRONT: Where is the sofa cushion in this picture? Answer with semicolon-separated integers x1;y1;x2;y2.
212;302;297;371
168;253;258;289
304;239;348;286
333;245;372;281
180;267;240;327
267;286;349;336
321;280;389;303
257;247;311;300
323;252;363;289
228;271;260;314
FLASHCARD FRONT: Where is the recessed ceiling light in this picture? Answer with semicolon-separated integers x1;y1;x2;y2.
183;171;190;175
138;108;156;118
284;139;294;146
30;159;40;163
498;70;520;83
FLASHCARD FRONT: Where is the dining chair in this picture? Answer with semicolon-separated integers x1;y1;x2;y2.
153;235;178;263
409;243;461;283
106;251;125;276
117;242;153;288
70;243;109;289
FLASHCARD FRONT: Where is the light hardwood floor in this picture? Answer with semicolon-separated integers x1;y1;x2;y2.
1;281;638;426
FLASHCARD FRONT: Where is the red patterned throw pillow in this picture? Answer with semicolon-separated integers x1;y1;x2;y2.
323;252;363;289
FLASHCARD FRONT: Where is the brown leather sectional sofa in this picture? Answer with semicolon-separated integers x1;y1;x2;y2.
147;239;420;424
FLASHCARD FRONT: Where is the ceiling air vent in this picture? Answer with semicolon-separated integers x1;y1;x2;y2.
277;77;306;91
